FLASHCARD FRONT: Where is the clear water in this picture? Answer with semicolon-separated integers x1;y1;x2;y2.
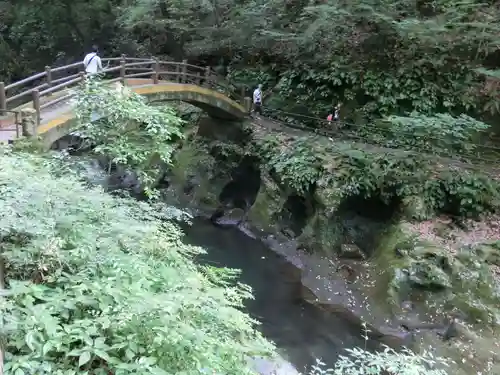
183;218;368;372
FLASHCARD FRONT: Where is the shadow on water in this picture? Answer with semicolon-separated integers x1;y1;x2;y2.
182;217;369;372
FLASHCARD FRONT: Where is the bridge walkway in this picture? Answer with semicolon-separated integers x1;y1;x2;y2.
0;57;250;143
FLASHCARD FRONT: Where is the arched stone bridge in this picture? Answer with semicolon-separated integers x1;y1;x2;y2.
0;56;251;146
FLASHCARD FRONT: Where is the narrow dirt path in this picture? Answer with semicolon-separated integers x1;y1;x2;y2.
249;115;500;178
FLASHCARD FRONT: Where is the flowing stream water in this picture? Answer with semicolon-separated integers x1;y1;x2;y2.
182;218;368;373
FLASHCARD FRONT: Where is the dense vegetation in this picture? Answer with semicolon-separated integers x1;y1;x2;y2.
3;0;500;123
74;78;185;197
2;0;500;373
0;81;454;374
0;145;276;374
253;121;500;219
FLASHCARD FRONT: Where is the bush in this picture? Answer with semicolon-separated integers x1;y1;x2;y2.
309;346;449;375
74;78;185;195
253;131;500;218
0;146;273;375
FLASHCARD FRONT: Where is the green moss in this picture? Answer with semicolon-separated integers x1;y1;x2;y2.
370;223;500;324
446;244;500;324
370;224;418;305
251;127;500;220
314;183;342;213
297;213;343;255
168;140;221;207
247;173;284;231
171;142;207;184
400;195;434;221
471;241;500;266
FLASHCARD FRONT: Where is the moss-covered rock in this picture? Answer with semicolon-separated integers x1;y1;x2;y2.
400;195;434;221
339;243;366;259
297;213;343;256
314;181;343;215
247;172;285;231
406;257;452;289
372;223;500;325
469;241;500;266
168;140;220;205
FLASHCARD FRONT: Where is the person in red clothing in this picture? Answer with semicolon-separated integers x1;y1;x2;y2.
327;103;340;126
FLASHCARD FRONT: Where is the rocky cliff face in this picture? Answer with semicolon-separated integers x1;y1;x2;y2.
162;115;500;374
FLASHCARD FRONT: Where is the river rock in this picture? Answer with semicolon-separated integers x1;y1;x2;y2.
375;325;415;349
339;243;365;260
389;244;455;291
407;258;452;289
281;228;296;239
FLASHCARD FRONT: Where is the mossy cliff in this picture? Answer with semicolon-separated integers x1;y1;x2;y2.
160;115;245;207
167;116;500;311
164;115;500;373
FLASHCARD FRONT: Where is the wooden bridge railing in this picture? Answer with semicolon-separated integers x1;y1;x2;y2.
0;109;21;139
0;55;249;126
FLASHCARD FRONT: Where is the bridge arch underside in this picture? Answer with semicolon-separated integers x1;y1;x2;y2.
146;90;245;121
39;84;247;148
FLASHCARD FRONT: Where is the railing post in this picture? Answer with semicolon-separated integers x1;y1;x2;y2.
244;97;252;114
204;66;211;87
0;82;6;111
181;60;187;83
120;56;126;84
45;66;52;95
240;87;245;103
14;111;20;139
153;59;159;84
196;72;201;85
21;108;37;137
175;63;181;83
32;89;41;129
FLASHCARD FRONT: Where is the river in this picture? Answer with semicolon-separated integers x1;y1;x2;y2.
183;217;368;373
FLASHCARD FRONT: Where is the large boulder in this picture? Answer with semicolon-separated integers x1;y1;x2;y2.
339;243;366;260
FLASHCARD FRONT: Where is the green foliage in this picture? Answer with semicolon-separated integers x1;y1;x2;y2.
273;56;480;121
309;346;449;375
366;113;490;158
74;78;185;196
254;129;500;218
0;146;274;374
0;0;137;80
226;66;276;95
3;0;500;129
256;135;323;195
439;172;500;216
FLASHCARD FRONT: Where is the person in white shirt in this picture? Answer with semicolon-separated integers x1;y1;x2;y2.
83;45;103;75
252;84;263;116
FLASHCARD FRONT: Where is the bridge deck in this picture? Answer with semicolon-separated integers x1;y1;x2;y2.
0;78;243;143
